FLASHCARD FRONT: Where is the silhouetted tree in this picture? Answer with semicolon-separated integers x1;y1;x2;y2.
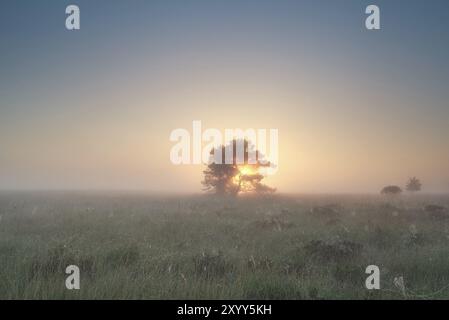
406;177;422;193
202;161;240;195
381;185;402;196
202;139;275;196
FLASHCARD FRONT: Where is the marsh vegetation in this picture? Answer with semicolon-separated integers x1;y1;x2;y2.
1;192;449;299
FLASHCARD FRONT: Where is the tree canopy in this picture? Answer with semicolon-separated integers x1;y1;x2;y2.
202;139;275;196
406;177;422;193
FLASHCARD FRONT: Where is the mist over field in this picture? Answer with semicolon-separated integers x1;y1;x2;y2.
1;191;449;299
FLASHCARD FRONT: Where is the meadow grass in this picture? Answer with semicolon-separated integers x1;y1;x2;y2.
1;192;449;299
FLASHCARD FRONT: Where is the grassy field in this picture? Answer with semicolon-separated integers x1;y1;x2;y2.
1;192;449;299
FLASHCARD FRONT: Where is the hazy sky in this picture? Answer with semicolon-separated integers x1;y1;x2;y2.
1;0;449;193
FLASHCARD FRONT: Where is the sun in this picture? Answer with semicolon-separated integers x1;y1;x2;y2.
231;165;261;190
238;165;256;176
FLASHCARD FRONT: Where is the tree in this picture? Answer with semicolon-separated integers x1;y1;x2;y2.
381;185;402;196
201;160;240;195
406;177;422;193
202;139;275;196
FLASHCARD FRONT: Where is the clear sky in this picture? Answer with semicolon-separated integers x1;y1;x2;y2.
1;0;448;193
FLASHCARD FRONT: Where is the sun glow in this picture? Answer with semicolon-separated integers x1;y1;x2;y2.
231;165;261;191
238;165;257;176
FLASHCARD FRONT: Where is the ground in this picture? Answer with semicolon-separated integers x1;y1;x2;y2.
1;192;449;299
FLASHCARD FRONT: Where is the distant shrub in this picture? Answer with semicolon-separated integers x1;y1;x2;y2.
406;177;422;193
381;186;402;195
